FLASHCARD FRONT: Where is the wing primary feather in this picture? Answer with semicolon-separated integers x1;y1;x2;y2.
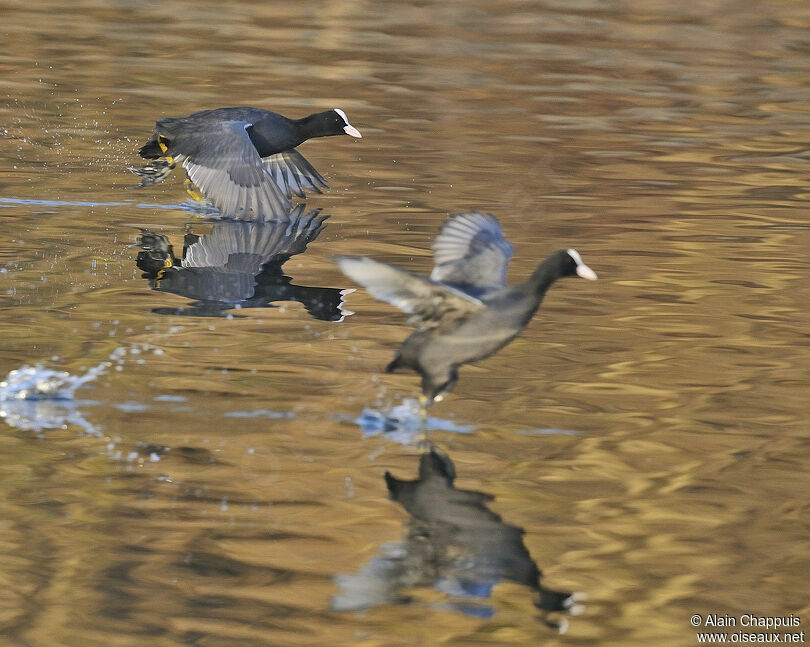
336;256;483;329
176;121;293;219
430;211;514;291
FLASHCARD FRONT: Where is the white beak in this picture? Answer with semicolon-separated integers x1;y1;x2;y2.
576;263;598;280
567;249;597;280
343;124;362;138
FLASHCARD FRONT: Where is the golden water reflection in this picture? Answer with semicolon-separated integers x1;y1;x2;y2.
1;0;809;645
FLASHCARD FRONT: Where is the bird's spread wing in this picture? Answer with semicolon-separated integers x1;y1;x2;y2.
262;149;328;199
172;120;292;220
336;256;483;328
430;211;514;290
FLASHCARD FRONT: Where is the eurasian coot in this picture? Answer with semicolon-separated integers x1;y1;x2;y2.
133;107;361;219
337;211;597;406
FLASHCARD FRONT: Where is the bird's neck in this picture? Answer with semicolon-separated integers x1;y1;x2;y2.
526;254;564;297
293;111;337;139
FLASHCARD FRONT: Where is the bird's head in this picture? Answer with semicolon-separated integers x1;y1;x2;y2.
331;108;362;138
563;249;597;280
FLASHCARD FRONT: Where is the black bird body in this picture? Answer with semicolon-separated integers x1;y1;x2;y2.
337;212;597;404
134;106;361;220
389;287;534;396
140;107;352;159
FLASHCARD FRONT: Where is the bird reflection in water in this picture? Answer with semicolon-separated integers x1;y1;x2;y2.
332;447;584;631
135;206;353;319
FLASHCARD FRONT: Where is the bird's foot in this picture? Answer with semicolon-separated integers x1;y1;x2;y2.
130;157;175;187
183;178;207;203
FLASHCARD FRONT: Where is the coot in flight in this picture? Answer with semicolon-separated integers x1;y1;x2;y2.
337;211;597;408
132;107;361;219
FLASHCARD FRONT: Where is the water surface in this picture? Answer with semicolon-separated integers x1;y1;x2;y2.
2;1;809;645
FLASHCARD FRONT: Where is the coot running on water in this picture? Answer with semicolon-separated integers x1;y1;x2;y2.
337;211;597;407
132;107;361;219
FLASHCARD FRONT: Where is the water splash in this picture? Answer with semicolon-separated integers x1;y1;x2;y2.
355;398;475;445
0;363;108;434
0;362;108;401
0;400;100;435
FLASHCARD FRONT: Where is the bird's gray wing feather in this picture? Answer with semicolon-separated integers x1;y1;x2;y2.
336;256;483;329
262;150;328;198
175;120;292;220
430;211;514;289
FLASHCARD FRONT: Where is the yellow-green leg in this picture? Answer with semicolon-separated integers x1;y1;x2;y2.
184;178;206;203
